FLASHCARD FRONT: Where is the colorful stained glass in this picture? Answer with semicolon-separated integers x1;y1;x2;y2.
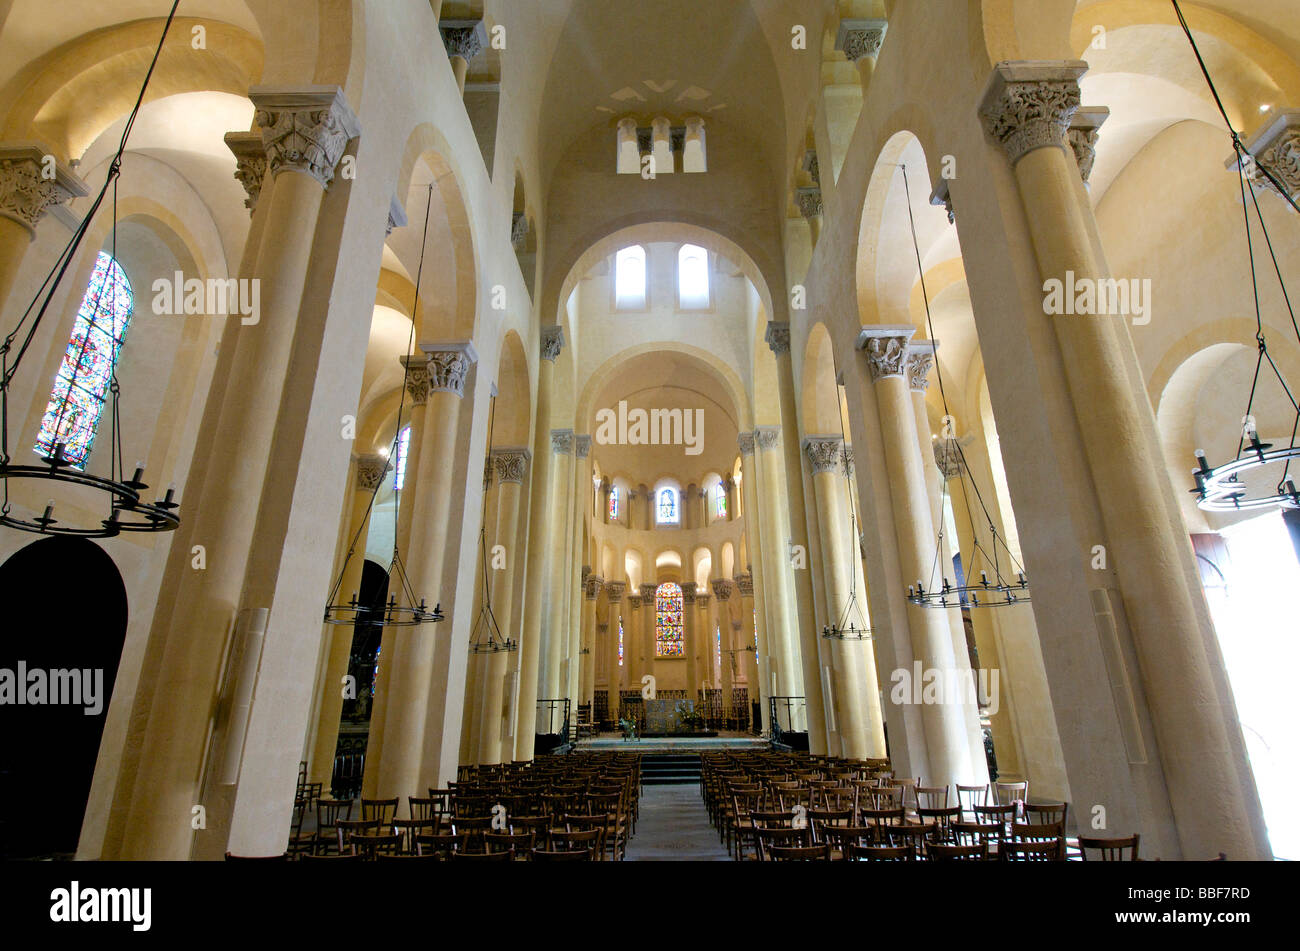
393;425;412;490
656;582;684;657
618;617;624;666
36;252;133;469
713;482;726;519
658;488;677;523
609;485;620;520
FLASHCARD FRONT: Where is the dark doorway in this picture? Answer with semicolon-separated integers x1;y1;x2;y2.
0;536;127;858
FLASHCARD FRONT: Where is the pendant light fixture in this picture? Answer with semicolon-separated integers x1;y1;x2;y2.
323;185;442;628
895;165;1030;609
822;384;871;640
0;2;183;538
1171;0;1300;513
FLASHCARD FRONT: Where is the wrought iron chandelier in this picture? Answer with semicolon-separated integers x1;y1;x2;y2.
469;393;516;654
822;394;872;639
323;185;441;628
895;165;1030;609
0;2;183;539
1172;0;1300;513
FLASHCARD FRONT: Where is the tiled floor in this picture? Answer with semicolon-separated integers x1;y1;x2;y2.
624;784;730;861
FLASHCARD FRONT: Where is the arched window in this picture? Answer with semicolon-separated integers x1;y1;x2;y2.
655;582;684;657
609;485;620;520
36;252;133;469
657;487;678;524
678;243;709;309
712;482;726;519
618;617;624;667
393;425;412;491
615;245;646;310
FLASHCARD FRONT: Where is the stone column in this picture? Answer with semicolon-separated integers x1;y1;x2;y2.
0;144;86;309
566;437;593;721
766;323;826;748
840;448;889;759
581;572;602;714
624;594;642;690
119;87;360;860
543;429;575;709
515;327;564;760
681;582;699;708
604;582;626;713
858;325;985;786
734;571;761;729
477;447;529;765
696;591;713;707
362;360;430;797
309;453;389;788
712;579;735;723
977;62;1266;857
370;342;477;803
600;478;612;525
639;582;658;695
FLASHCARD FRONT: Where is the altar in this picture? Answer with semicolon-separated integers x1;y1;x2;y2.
644;698;700;735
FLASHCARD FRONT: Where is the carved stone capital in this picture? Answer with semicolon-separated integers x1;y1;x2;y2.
605;580;626;603
387;193;408;236
697;592;711;608
737;431;756;456
856;326;916;383
551;429;574;455
423;341;478;398
575;435;592;460
0;145;88;236
754;426;781;451
355;453;392;491
640;583;658;602
250;86;360;189
627;594;642;610
1068;106;1109;185
440;19;487;60
400;357;430;405
733;572;753;597
681;581;698;604
803;150;820;187
711;578;733;601
731;619;743;632
492;447;531;484
803;436;845;474
1234;110;1300;205
223;132;267;214
511;211;529;251
584;574;604;600
978;62;1088;166
906;340;937;392
835;18;889;62
541;326;566;362
597;622;609;636
795;186;822;219
765;321;791;356
934;440;964;480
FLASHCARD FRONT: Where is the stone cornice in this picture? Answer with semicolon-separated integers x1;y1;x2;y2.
978;62;1088;166
249;85;360;189
0;144;88;236
856;325;916;383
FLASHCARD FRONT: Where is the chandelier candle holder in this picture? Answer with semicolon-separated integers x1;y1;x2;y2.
894;164;1030;610
0;4;184;539
1172;0;1300;514
323;184;442;629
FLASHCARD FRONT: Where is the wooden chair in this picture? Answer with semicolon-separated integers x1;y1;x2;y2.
452;848;512;862
391;818;438;854
225;852;288;861
952;820;1003;851
754;826;810;861
1078;834;1140;861
993;781;1028;816
888;822;936;858
955;783;989;820
1012;821;1064;843
807;807;853;844
335;818;380;854
300;851;360;862
860;807;905;844
360;797;399;827
451;816;493;853
408;796;442;824
924;842;987;862
848;843;912;862
350;832;402;860
918;806;962;843
999;839;1065;862
313;798;353;855
1023;801;1069;827
486;831;535;859
915;785;950;810
769;843;832;861
973;803;1019;838
532;847;592;862
823;825;876;860
552;827;604;856
415;833;464;859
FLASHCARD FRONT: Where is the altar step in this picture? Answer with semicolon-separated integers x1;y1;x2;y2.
641;753;702;786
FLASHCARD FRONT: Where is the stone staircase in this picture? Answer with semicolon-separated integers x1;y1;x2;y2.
640;753;702;786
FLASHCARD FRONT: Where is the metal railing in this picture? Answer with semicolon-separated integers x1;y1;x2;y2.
768;696;808;750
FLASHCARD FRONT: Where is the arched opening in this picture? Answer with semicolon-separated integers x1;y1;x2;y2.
0;536;126;859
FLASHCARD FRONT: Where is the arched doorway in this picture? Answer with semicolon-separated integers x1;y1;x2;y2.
0;536;127;858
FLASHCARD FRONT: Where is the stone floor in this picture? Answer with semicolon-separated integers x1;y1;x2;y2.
624;784;731;861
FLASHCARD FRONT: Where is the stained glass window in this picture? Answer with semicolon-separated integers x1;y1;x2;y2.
656;582;684;657
36;251;133;469
715;625;721;669
618;618;624;667
712;482;726;519
393;425;412;490
609;485;620;520
658;487;678;523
